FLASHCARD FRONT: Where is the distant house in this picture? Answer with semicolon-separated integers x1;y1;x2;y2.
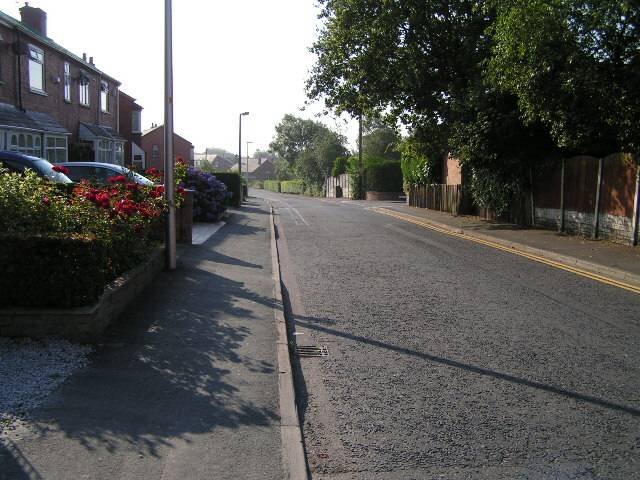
231;157;276;180
141;124;194;171
194;153;235;171
118;91;145;170
0;4;125;164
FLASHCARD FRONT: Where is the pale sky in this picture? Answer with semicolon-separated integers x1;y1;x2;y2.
0;0;358;155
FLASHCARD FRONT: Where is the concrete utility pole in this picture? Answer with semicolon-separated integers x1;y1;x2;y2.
164;0;176;270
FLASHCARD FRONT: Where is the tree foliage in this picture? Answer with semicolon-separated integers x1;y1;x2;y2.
488;0;640;155
306;0;624;213
269;114;347;189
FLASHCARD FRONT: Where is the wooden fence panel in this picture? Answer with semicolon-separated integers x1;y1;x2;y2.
408;184;462;214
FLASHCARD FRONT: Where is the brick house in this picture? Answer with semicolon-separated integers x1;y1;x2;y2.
0;4;125;164
141;124;194;172
118;90;145;169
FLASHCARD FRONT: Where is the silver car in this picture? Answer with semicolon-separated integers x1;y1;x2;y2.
57;162;154;186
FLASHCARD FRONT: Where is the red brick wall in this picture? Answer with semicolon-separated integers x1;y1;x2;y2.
0;23;117;142
444;154;462;185
141;127;194;172
118;93;142;164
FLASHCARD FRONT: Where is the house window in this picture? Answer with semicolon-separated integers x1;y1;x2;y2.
115;142;124;165
79;75;90;106
63;62;71;102
8;132;42;157
131;111;141;133
28;45;45;93
45;136;67;163
97;139;113;163
132;154;144;171
100;81;109;113
152;144;159;159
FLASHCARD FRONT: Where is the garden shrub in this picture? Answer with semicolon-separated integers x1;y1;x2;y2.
0;234;107;308
0;168;169;305
365;159;403;192
182;169;232;222
281;179;304;194
211;172;242;207
264;180;281;192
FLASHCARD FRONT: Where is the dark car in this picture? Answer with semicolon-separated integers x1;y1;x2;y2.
0;151;73;183
57;162;154;186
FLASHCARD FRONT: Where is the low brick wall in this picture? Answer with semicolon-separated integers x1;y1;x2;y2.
0;247;165;342
366;191;404;201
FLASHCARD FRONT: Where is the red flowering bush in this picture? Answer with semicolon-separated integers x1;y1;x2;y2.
0;167;170;284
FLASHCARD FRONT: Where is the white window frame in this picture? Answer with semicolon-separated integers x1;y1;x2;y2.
131;111;141;133
79;76;90;106
114;142;124;165
45;135;68;164
28;44;45;93
152;144;159;159
8;131;42;157
100;81;109;113
97;139;114;163
63;62;71;102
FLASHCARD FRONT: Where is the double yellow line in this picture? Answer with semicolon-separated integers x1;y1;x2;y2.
373;207;640;295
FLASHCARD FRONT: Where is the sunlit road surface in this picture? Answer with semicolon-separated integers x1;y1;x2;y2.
256;189;640;480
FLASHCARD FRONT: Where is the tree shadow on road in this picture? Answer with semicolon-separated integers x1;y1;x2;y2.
290;312;640;419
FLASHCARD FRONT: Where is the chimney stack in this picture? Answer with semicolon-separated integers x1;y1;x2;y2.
19;3;47;37
82;53;87;62
89;56;94;65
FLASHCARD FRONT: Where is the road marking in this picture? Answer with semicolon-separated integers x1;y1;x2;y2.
373;207;640;295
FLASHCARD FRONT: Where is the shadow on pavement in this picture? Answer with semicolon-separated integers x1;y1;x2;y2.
1;207;279;478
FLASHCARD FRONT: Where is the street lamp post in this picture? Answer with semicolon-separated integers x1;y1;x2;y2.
238;111;249;178
164;0;176;270
246;141;253;181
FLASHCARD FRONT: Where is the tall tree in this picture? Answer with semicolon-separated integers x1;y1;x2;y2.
488;0;640;154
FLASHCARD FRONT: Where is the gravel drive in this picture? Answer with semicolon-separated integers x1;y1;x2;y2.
0;338;91;435
256;190;640;480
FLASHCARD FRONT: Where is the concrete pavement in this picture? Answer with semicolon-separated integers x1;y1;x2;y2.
0;200;288;480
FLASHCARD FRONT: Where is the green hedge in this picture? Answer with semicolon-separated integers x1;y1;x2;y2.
211;172;242;207
281;180;305;194
264;180;281;192
0;234;107;308
365;160;403;192
248;180;264;189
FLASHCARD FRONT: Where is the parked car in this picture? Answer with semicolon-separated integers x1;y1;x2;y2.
57;162;154;186
0;151;73;183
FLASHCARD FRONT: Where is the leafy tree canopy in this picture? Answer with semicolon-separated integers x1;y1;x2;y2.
488;0;640;154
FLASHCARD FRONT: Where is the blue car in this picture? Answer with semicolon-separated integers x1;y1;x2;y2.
0;151;72;183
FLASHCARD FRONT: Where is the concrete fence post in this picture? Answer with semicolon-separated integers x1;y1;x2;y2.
592;157;604;239
631;157;640;246
559;158;565;232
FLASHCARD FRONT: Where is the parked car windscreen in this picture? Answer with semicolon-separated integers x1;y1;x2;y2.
31;158;73;183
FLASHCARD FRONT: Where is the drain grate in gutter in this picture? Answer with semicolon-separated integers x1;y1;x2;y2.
296;345;329;357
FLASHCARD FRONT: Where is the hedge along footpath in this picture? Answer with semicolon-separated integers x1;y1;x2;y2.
264;180;281;192
209;172;242;207
281;179;304;194
0;167;181;308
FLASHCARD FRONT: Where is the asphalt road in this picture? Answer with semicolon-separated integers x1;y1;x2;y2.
254;189;640;480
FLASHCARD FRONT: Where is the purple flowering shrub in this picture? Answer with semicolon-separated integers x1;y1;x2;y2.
183;169;232;222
